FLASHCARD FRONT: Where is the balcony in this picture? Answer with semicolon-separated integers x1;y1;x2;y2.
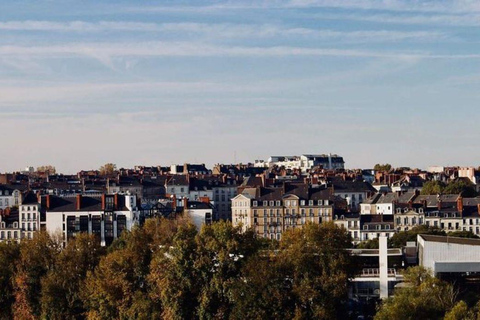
359;268;397;278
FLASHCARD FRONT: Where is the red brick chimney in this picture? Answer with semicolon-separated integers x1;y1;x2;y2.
199;197;210;204
46;195;51;210
114;193;119;210
457;196;463;213
101;194;106;210
183;197;188;209
76;194;82;211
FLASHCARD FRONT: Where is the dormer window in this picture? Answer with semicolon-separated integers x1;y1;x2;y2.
325;200;329;206
309;200;313;206
419;208;424;214
318;200;323;206
263;201;268;206
276;201;281;206
300;200;305;206
253;201;258;207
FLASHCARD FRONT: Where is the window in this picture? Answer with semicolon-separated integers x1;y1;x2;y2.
253;201;258;207
318;200;323;206
300;200;305;206
309;200;313;206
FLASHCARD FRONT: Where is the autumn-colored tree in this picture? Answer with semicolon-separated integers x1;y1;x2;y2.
40;233;105;320
0;242;20;320
98;163;117;176
36;165;56;175
12;232;61;319
83;223;163;320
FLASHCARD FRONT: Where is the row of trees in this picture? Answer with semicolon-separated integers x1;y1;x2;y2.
357;225;479;249
0;219;357;320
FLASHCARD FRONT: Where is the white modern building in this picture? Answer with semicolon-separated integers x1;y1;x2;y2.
45;193;139;246
418;234;480;275
267;154;345;173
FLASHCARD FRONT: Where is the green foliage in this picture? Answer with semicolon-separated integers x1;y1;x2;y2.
389;225;446;248
421;179;477;197
356;238;379;249
278;222;356;319
0;242;20;320
444;180;477;197
375;266;458;320
448;230;480;239
374;164;392;172
444;301;478;320
148;223;199;320
421;180;445;195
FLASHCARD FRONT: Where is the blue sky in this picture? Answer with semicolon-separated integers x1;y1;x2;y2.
1;0;479;173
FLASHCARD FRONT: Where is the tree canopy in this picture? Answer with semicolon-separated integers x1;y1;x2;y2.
0;219;358;320
375;266;459;320
374;164;392;172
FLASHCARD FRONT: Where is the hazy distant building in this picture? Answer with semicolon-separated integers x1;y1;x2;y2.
267;154;344;173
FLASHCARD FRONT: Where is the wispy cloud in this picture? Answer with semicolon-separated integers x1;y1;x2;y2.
125;0;480;14
0;42;478;69
315;12;480;27
0;21;446;42
0;42;436;59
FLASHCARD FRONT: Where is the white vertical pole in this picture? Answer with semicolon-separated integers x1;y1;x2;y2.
379;235;389;299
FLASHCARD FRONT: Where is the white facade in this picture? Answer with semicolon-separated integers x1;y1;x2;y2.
267;154;344;172
187;206;213;230
0;188;21;210
418;234;480;275
231;194;253;232
19;202;41;240
46;194;139;246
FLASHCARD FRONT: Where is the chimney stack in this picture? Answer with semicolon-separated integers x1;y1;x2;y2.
76;194;82;211
172;194;177;211
46;195;51;210
199;197;210;204
457;196;463;213
183;197;188;210
101;194;106;210
114;193;119;210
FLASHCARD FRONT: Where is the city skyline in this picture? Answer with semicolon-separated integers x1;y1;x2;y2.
1;0;480;173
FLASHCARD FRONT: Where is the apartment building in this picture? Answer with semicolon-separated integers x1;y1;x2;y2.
232;183;340;240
